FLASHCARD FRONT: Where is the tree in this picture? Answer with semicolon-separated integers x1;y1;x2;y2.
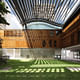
0;0;9;25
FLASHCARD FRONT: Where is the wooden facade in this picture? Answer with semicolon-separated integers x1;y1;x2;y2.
0;14;80;48
0;29;61;48
61;14;80;48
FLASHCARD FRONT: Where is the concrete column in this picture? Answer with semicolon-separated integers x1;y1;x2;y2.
61;48;65;60
18;49;21;59
13;49;15;58
65;48;66;59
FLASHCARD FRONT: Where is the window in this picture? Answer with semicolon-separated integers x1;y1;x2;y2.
56;31;58;34
71;33;74;45
50;31;54;36
42;40;46;47
54;40;56;47
4;30;23;37
73;51;80;59
56;31;59;35
49;40;52;47
78;31;80;43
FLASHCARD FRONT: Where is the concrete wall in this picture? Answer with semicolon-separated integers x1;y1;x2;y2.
2;49;21;59
21;48;55;59
2;48;61;60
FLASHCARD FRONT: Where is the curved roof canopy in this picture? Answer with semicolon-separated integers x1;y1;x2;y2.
6;0;80;29
27;22;62;29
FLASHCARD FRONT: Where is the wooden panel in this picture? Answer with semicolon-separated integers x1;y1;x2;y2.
61;13;80;48
0;29;61;48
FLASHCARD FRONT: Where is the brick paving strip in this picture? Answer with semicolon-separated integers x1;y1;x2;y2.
66;67;80;72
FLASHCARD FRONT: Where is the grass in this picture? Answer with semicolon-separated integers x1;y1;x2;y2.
0;59;80;80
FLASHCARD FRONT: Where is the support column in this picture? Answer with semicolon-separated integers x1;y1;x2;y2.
13;49;15;58
65;48;67;60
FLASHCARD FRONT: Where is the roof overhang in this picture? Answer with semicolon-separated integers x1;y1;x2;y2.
6;0;80;29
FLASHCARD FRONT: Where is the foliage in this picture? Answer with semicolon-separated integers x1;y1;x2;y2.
0;0;9;25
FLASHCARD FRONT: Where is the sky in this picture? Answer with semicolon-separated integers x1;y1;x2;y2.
4;0;23;29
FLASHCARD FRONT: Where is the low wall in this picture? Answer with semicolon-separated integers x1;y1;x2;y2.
21;48;55;59
2;48;61;60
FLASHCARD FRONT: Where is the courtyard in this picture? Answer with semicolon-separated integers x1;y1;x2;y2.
0;59;80;80
0;0;80;80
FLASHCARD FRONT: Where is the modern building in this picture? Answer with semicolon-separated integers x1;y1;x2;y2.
0;0;80;61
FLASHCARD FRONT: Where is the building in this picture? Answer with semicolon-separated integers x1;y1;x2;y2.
0;0;79;60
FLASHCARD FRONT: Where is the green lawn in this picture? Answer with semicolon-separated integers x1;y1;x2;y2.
0;59;80;80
